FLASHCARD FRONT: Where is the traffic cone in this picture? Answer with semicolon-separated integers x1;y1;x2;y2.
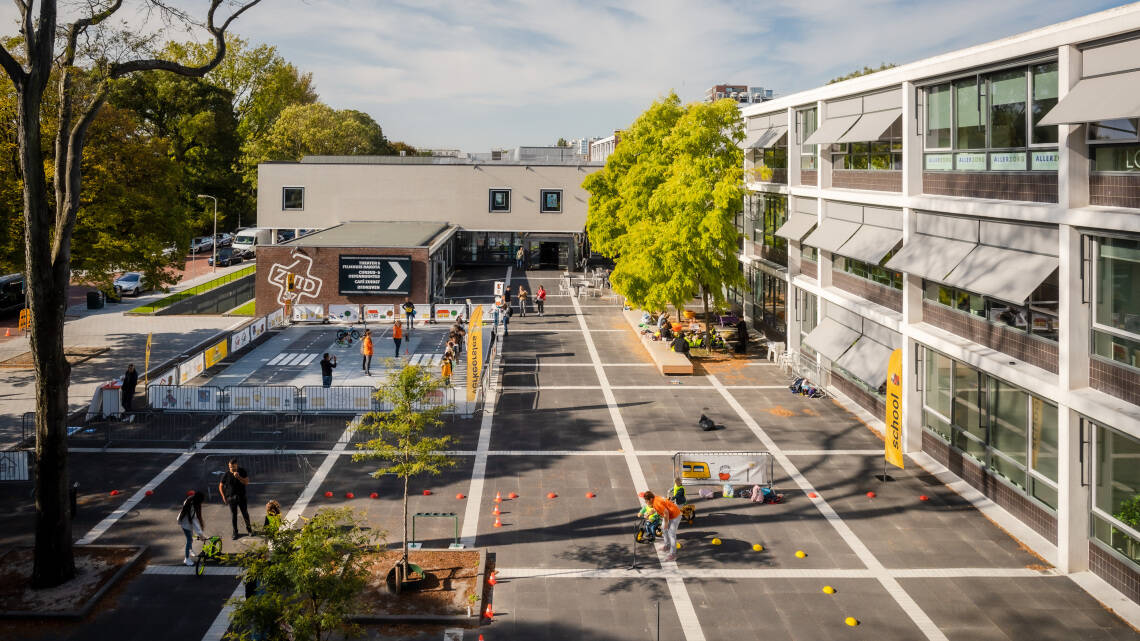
493;515;502;528
585;491;596;498
144;490;153;496
456;493;466;500
492;503;500;516
3;328;9;337
494;491;502;503
488;572;497;586
484;604;494;619
508;492;518;499
345;492;355;499
547;492;557;499
423;489;432;496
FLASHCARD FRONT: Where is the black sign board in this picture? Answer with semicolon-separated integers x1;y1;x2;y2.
339;255;412;295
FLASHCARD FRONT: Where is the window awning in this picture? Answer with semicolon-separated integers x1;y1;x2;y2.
802;114;859;146
801;218;860;253
774;213;817;241
884;234;975;282
835;109;902;144
941;245;1059;304
835;335;896;388
749;126;788;149
1038;69;1140;125
835;225;902;264
801;318;861;363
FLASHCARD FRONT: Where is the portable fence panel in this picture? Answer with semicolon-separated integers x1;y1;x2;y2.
672;451;776;487
302;386;374;412
231;326;251;353
328;304;361;322
434;304;467;323
363;304;395;322
0;450;30;481
201;453;315;500
226;386;299;412
109;412;224;446
215;413;283;445
292;304;326;322
153;368;178;386
268;309;286;328
178;354;206;384
148;385;222;411
280;414;356;445
250;317;267;340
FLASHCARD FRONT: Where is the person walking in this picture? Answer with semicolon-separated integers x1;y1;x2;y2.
492;297;501;331
121;363;139;413
319;353;337;388
515;246;525;269
441;356;453;386
177;491;205;566
641;490;681;561
517;285;528;317
361;329;374;375
536;285;546;317
393;320;404;357
500;297;511;337
218;458;253;540
402;299;416;334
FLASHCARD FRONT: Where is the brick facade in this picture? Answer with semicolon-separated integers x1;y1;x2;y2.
921;300;1060;374
832;269;903;312
832;370;886;417
922;430;1058;544
832;170;903;192
800;169;817;186
1090;173;1140;209
254;245;431;315
768;168;788;185
801;259;817;279
1090;541;1140;606
1090;358;1140;407
922;171;1057;203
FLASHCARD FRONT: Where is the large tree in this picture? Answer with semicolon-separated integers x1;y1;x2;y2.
244;102;391;165
584;95;745;339
0;0;260;588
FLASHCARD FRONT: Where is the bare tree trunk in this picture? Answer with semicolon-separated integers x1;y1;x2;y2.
702;285;711;349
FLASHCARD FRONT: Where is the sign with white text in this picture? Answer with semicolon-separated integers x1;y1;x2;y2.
339;256;412;295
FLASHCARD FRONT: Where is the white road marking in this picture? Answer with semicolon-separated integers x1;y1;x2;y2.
285;416;361;522
499;384;788;391
494;566;1058;580
70;446;886;458
77;415;238;545
299;354;318;367
501;362;655;367
707;375;948;641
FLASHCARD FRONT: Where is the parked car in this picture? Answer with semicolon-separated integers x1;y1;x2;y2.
215;232;233;247
0;273;25;316
208;247;243;267
113;272;149;296
190;236;214;253
276;229;296;243
232;228;273;258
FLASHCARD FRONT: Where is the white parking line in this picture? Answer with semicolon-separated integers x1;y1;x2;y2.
493;566;1057;580
77;415;237;545
285;416;361;522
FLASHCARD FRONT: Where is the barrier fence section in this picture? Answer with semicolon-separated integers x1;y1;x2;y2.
201;453;317;500
145;384;458;414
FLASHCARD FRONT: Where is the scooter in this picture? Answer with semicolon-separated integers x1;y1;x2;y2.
634;516;663;544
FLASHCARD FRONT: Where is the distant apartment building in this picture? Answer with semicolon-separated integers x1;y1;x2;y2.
733;3;1140;608
705;84;775;104
589;132;621;164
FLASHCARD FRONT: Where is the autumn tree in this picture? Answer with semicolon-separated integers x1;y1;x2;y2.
244;103;390;166
0;0;261;588
584;95;745;342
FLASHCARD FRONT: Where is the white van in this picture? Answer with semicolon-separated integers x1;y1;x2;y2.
232;228;273;258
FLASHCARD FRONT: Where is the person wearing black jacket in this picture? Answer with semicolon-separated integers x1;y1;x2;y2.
670;334;690;356
121;364;139;412
319;353;337;388
734;319;749;354
219;458;253;539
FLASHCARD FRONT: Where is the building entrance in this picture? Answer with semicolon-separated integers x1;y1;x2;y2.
539;242;561;269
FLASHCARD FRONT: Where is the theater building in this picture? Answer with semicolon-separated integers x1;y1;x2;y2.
734;4;1140;605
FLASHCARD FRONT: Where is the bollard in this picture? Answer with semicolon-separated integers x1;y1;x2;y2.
70;482;78;517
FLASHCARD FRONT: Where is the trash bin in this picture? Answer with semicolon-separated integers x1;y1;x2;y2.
86;290;104;309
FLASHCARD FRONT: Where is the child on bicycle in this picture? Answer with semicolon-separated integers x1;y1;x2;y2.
636;501;661;540
177;491;205;566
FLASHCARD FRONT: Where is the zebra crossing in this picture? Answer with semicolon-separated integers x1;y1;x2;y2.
266;352;320;367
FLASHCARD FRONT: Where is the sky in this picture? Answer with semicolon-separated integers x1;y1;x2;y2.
3;0;1135;151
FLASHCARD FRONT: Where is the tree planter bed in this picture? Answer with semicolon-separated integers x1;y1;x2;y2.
0;545;146;619
349;548;487;623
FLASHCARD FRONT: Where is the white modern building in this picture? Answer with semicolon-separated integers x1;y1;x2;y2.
589;133;620;164
734;3;1140;606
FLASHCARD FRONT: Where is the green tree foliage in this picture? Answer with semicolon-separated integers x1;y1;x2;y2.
354;364;454;590
388;141;419;156
584;95;745;334
245;103;391;165
556;137;570;147
828;63;897;84
227;507;380;641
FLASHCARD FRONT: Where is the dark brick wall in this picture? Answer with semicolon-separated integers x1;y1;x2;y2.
1090;174;1140;209
832;170;903;192
800;169;817;186
922;171;1057;203
832;370;886;417
1090;541;1140;606
832;269;903;312
801;259;817;279
921;301;1059;374
922;431;1058;544
1090;358;1140;407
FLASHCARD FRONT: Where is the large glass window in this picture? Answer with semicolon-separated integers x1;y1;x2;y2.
926;83;952;149
989;378;1028;467
924;348;952;420
799;107;818;170
1030;63;1058;145
990;69;1027;149
954;77;987;150
1092;423;1140;568
749;193;788;266
1092;236;1140;370
831;119;902;171
922;274;1059;343
834;250;903;290
951;361;985;448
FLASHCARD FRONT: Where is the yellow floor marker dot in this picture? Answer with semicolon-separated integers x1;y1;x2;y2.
845;617;859;627
711;538;722;545
675;542;682;549
822;586;835;594
752;544;763;552
795;550;806;559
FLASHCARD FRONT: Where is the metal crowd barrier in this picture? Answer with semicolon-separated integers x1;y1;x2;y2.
201;453;317;500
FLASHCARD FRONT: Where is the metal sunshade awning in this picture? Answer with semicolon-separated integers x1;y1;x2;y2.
802;318;861;363
1038;69;1140;125
941;245;1059;304
835;109;902;144
835;335;896;388
835;225;902;264
802;218;860;253
802;115;859;146
749;125;788;149
884;234;975;282
774;213;818;241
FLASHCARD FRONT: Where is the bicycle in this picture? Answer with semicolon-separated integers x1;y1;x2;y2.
335;327;360;347
194;535;224;576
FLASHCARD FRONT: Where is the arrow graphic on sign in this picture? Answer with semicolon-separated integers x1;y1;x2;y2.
388;260;407;290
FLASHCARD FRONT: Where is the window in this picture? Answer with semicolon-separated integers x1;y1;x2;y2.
834;249;903;290
749;193;788;266
489;189;511;213
1088;119;1140;173
540;189;562;213
798;107;818;170
1092;422;1140;568
923;63;1059;171
922;348;1058;510
1092;235;1140;370
802;245;818;263
282;187;304;210
831;119;902;170
798;288;818;337
921;274;1059;342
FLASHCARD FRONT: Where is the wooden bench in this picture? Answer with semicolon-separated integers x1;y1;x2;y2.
622;310;693;376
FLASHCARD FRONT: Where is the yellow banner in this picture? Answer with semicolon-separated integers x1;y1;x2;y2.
885;348;904;469
466;306;484;402
144;333;153;387
204;339;229;369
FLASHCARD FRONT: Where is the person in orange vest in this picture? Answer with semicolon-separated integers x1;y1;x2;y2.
392;321;403;358
641;490;681;561
441;356;453;386
361;329;374;376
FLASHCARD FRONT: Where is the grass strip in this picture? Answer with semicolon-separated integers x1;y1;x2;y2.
130;265;256;314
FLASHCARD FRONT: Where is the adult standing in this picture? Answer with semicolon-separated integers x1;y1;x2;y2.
536;285;546;317
641;490;681;561
492;297;502;331
515;246;525;269
218;458;253;540
361;329;374;375
402;299;416;335
393;321;404;357
319;353;337;388
499;297;511;337
517;285;528;317
121;364;139;413
177;491;205;566
734;318;749;354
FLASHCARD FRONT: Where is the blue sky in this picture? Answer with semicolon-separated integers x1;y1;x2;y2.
4;0;1134;151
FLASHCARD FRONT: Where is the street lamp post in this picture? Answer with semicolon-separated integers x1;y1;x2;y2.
197;194;218;273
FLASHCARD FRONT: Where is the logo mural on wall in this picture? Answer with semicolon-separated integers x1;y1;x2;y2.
268;249;324;306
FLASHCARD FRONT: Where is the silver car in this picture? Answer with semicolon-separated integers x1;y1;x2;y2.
113;272;148;296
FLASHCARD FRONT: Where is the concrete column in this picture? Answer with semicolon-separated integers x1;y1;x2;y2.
819;99;833;190
901;207;924;453
1056;407;1090;573
787;283;802;357
901;81;923;198
788;107;802;187
1057;45;1089;210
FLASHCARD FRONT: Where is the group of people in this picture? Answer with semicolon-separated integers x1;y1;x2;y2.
177;458;271;565
441;317;467;385
493;284;547;334
637;478;688;562
638;311;749;355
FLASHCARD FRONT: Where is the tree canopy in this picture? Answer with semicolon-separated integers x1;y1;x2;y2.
828;63;897;84
584;94;745;318
244;103;391;165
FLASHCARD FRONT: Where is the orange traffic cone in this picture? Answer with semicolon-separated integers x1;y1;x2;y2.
493;515;502;528
484;604;494;619
492;503;500;516
3;328;9;337
494;491;502;503
488;573;497;586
